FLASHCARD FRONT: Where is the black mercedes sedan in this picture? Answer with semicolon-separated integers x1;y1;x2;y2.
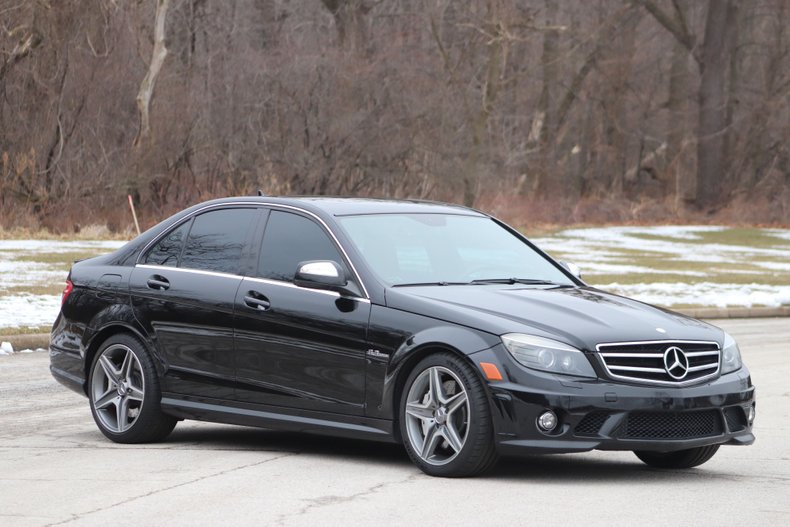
50;197;756;477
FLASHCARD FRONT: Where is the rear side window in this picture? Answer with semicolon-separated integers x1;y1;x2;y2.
180;208;257;274
259;211;345;282
144;221;191;267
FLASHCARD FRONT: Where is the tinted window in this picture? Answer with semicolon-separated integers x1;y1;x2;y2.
259;211;345;282
144;220;190;267
180;208;257;274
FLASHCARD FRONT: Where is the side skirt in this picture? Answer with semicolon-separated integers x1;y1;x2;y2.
160;394;397;444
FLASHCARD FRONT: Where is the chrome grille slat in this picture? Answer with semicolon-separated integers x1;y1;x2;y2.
601;353;664;358
688;363;718;372
595;340;721;386
608;365;666;373
686;350;720;357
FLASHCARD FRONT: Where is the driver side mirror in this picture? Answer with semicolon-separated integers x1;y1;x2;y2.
294;260;354;295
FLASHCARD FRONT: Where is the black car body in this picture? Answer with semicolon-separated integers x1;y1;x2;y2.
50;197;755;476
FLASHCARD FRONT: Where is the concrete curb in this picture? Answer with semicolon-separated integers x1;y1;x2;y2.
2;306;788;352
678;306;790;319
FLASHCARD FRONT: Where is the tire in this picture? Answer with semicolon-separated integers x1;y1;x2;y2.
399;352;498;477
634;445;720;469
88;333;177;443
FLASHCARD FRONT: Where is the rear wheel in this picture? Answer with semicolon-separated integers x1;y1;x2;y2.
399;353;498;477
88;334;176;443
634;445;720;469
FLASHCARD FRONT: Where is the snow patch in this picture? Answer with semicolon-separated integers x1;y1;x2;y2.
0;240;125;252
0;294;61;329
755;261;790;272
0;239;126;328
599;282;790;308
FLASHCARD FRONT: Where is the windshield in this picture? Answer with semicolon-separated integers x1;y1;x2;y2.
337;213;573;286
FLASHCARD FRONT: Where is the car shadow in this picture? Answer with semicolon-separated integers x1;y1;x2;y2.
163;424;411;466
160;424;717;482
489;453;718;482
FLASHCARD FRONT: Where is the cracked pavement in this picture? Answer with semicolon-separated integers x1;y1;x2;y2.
1;318;788;526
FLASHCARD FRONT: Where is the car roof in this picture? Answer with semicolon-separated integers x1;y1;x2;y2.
209;196;487;217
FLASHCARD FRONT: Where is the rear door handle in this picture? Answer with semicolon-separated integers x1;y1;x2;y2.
244;292;271;311
146;275;170;291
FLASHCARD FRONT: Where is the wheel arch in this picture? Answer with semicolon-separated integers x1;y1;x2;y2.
83;322;154;394
385;326;499;443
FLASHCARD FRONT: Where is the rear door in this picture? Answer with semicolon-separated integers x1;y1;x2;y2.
130;206;260;399
233;209;370;415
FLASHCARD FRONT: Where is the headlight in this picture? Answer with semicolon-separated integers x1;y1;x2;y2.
721;332;742;374
501;334;596;378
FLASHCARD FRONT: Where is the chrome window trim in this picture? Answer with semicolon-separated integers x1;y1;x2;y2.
136;264;243;281
135;201;370;300
135;265;371;303
243;276;371;303
595;340;721;387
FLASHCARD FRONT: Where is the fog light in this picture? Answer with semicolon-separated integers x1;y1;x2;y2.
537;410;558;432
747;406;756;426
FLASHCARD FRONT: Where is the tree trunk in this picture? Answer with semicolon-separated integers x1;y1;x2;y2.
696;0;736;208
531;0;559;194
668;41;692;203
320;0;370;54
135;0;170;148
604;8;638;195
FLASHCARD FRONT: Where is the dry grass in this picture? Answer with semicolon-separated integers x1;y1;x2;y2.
477;193;790;230
0;325;50;336
0;224;131;241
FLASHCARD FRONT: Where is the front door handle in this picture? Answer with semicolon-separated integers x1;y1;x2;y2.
244;292;271;311
146;275;170;291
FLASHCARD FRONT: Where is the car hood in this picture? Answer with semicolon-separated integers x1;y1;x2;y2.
385;285;723;351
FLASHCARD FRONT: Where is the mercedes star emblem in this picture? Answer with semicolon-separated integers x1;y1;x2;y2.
663;346;689;380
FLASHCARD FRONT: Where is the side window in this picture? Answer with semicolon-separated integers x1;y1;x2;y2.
259;211;346;282
180;208;257;274
144;220;191;267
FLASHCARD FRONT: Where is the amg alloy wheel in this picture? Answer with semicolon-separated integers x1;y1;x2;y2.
91;342;145;433
89;334;176;443
400;353;497;477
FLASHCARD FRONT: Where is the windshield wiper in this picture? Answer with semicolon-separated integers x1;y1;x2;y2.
392;281;471;287
392;278;574;288
470;278;571;287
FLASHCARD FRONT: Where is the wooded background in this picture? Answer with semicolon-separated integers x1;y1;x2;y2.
1;0;788;231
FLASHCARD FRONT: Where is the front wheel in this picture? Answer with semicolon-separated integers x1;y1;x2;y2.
399;353;498;477
88;333;176;443
634;445;720;469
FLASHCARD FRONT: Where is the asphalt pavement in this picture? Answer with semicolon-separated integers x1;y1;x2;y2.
1;318;788;526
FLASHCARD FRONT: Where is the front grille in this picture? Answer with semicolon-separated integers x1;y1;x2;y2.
724;406;747;432
574;411;610;436
597;340;720;386
620;410;723;439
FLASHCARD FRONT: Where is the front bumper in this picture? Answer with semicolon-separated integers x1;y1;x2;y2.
473;345;756;456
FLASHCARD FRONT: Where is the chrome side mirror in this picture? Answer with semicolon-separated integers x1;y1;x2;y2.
560;261;582;279
295;260;346;287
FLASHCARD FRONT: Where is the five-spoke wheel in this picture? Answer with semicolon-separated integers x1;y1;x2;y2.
91;343;145;433
88;334;176;443
400;353;498;477
404;366;470;466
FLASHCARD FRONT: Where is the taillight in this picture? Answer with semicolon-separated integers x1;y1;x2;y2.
62;279;74;306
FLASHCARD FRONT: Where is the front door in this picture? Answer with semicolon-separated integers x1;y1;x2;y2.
233;209;370;415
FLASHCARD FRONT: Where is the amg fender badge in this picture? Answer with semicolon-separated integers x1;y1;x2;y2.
366;349;388;360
